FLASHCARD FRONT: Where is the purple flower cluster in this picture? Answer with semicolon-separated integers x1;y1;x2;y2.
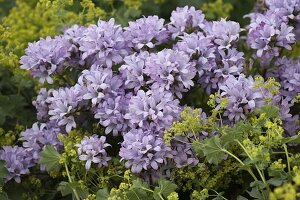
246;0;298;65
3;4;298;182
219;74;265;122
75;135;111;170
120;129;173;173
0;122;61;182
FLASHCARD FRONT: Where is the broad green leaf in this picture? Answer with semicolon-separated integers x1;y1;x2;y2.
222;121;251;147
127;189;149;200
199;136;225;164
128;179;152;200
153;179;177;200
0;160;8;179
281;135;300;144
256;105;280;119
57;181;88;199
237;196;248;200
39;145;61;172
57;182;73;197
96;188;109;200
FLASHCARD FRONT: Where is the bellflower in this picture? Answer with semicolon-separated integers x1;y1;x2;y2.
120;129;173;173
124;16;168;50
124;90;181;131
75;135;111;170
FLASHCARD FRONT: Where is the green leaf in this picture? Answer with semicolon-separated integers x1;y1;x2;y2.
57;181;89;199
256;104;280;119
237;196;248;200
222;121;251;147
96;188;109;200
199;136;225;164
57;181;73;197
281;135;300;144
127;189;149;200
39;145;61;172
153;179;177;200
0;160;8;179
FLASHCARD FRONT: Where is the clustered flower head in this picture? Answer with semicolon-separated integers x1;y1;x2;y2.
75;135;111;170
2;2;300;183
119;129;173;173
219;74;264;122
246;0;298;65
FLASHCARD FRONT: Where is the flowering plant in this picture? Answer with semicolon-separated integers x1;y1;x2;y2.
0;1;300;199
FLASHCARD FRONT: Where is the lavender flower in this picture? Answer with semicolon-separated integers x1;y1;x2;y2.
219;74;264;121
125;90;181;131
171;137;199;168
33;88;53;122
94;94;131;136
47;85;84;133
275;57;300;99
119;51;149;92
124;16;168;50
120;129;173;173
79;19;130;67
145;49;196;98
168;6;206;38
0;146;35;183
20;36;72;84
78;65;113;106
206;19;241;50
75;135;111;170
247;11;295;65
20;122;61;157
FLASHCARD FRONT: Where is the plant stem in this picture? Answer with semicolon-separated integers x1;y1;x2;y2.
64;163;80;200
283;144;291;173
222;149;258;182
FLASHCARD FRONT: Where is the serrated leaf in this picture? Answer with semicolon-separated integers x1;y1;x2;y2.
96;188;109;200
222;121;251;147
256;104;280;119
199;136;225;164
57;181;89;199
39;146;61;172
127;189;149;200
153;179;177;200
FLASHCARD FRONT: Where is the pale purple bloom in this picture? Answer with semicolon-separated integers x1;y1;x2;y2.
0;146;35;183
124;90;181;131
120;129;173;173
124;16;168;50
94;94;130;136
275;57;300;99
168;6;206;38
79;19;130;67
171;137;199;168
119;51;149;92
47;86;84;133
20;36;72;83
219;74;264;121
206;19;241;49
145;49;196;98
75;135;111;170
78;65;113;106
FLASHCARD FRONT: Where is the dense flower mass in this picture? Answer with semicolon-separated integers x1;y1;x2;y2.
75;135;111;170
0;146;35;183
1;4;300;196
120;129;173;173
